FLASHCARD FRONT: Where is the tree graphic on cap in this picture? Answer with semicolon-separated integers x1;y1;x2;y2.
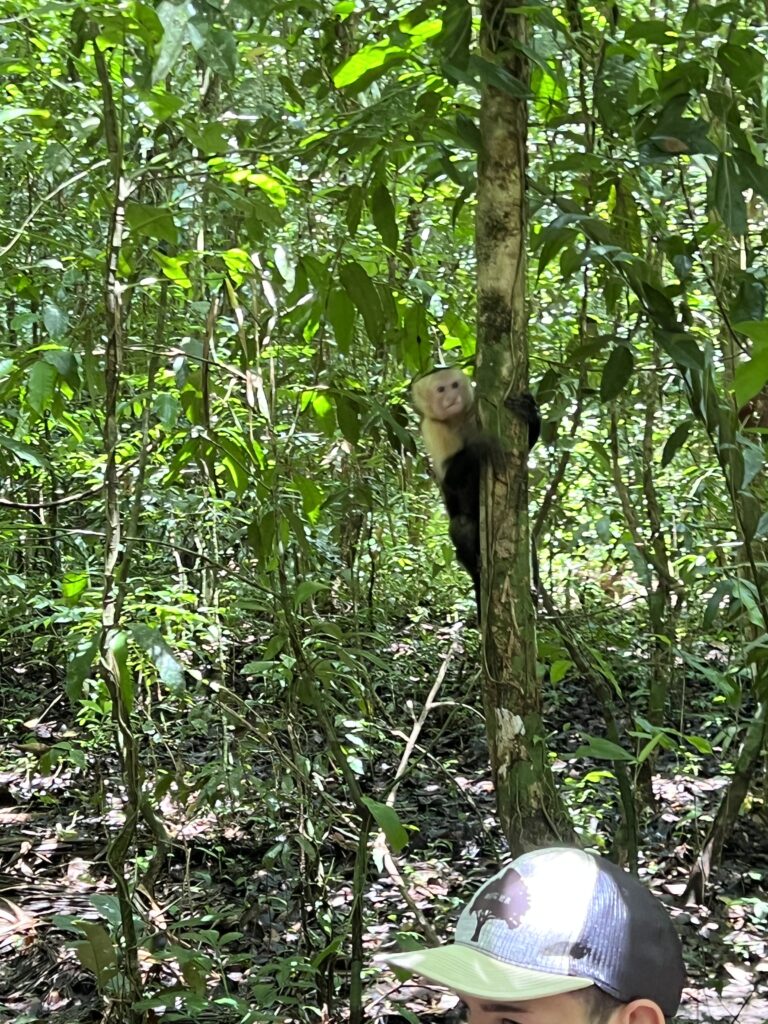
467;868;531;942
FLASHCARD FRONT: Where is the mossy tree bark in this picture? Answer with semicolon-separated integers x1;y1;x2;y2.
475;0;573;853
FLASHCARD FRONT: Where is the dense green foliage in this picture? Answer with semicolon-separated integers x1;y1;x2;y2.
1;0;767;1020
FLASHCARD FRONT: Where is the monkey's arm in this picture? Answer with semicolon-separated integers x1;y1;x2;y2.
504;392;541;450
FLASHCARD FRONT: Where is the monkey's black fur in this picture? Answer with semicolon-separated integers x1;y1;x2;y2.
443;394;540;614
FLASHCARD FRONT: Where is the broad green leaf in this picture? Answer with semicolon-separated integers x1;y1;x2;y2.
42;302;68;339
731;579;765;627
600;345;633;402
126;202;179;245
294;580;329;607
571;736;635;762
684;733;713;755
110;631;134;713
346;185;363;236
295;476;324;519
709;154;747;236
0;106;50;125
251;172;287;207
362;796;409;853
153;1;191;84
66;637;100;702
455;112;481;151
537;226;576;276
154;393;180;428
327;288;355;353
469;55;530;98
437;0;471;67
656;330;705;370
62;571;89;604
130;625;185;692
370;184;398;250
185;121;229;154
153;251;192;288
0;434;49;468
27;360;58;414
661;421;693;467
71;922;118;989
734;347;768;407
335;393;360;444
339;262;383;342
195;27;237;78
717;43;763;99
215;434;250;494
732;321;768;345
334;40;407;89
43;349;79;387
730;279;766;323
549;659;573;684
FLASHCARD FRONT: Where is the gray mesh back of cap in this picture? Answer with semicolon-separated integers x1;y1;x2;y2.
454;848;685;1017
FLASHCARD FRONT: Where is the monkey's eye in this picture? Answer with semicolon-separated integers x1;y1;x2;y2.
451;381;459;389
437;385;445;393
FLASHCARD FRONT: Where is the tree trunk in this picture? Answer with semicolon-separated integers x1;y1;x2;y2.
475;0;573;853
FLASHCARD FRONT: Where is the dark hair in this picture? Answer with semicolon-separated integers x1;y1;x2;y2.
573;986;626;1024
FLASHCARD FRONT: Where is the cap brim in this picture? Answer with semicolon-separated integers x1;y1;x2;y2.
382;945;595;1002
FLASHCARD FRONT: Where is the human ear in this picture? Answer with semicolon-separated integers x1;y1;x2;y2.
613;999;665;1024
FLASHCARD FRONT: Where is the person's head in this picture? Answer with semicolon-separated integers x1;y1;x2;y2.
383;847;685;1024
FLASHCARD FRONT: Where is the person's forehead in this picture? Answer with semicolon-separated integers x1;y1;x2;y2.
459;991;590;1022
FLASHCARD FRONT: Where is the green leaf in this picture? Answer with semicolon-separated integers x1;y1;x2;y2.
327;288;355;354
335;393;360;444
362;797;409;852
537;226;576;276
110;631;134;712
215;434;250;494
130;625;185;692
437;0;471;68
42;302;69;339
62;571;89;605
0;434;49;469
709;154;747;236
295;476;324;519
294;580;329;607
339;262;383;342
0;106;50;125
346;184;363;236
550;659;573;684
600;346;633;402
154;393;180;428
717;43;763;99
734;347;768;407
370;184;398;250
153;251;192;288
185;121;229;155
27;360;58;414
571;736;635;762
153;1;192;84
662;421;693;467
71;922;118;989
684;733;713;755
655;330;705;370
66;637;100;703
43;349;79;387
126;202;178;245
469;55;530;98
333;40;407;89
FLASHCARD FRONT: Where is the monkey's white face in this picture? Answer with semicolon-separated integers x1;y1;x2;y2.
420;369;472;422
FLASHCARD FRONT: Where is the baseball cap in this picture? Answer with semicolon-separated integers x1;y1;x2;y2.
383;847;685;1017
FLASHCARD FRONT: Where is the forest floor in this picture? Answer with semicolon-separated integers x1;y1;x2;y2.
0;637;766;1023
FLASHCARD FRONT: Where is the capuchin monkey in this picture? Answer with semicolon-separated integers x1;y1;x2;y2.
411;366;540;614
